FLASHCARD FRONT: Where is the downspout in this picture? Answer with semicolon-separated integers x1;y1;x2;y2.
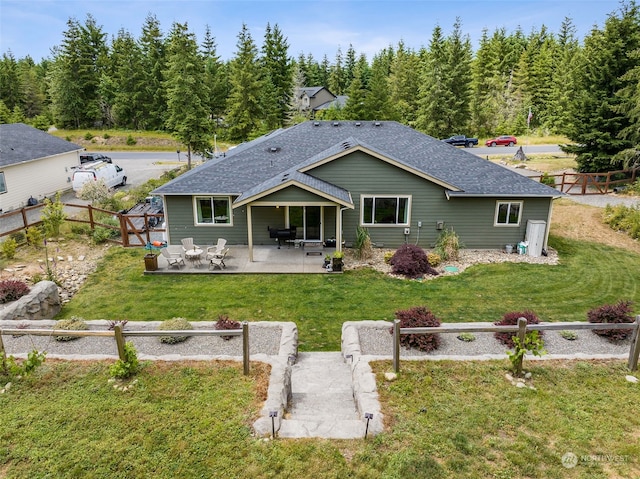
338;206;349;252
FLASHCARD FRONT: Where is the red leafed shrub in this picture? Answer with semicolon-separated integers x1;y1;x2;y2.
389;244;439;279
494;310;542;348
0;279;30;304
215;314;241;341
390;306;441;352
587;300;635;341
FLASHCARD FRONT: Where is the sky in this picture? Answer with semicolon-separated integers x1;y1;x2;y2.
0;0;623;62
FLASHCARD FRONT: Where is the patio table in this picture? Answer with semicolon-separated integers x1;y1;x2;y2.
185;248;204;267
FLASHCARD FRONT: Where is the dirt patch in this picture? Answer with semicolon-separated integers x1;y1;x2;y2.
551;199;640;254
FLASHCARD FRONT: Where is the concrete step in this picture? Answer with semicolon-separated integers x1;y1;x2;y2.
278;419;368;439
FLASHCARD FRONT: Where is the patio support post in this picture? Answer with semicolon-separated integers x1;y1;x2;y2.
336;205;342;252
247;205;254;262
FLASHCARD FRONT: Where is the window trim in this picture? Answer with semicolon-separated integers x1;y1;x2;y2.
0;172;6;194
193;196;232;226
494;200;523;227
360;194;411;227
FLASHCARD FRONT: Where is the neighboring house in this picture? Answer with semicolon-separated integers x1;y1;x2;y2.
153;121;561;261
0;123;83;213
298;87;347;115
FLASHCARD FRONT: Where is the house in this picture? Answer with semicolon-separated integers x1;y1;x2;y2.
0;123;83;212
153;121;561;261
298;87;347;115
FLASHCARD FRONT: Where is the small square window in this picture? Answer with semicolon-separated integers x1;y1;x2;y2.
495;201;522;226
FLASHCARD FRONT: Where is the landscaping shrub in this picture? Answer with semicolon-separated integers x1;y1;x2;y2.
215;314;241;340
427;252;441;266
159;317;193;344
25;226;44;247
587;300;635;341
540;172;556;187
354;226;373;260
434;227;462;261
383;251;394;264
1;237;18;259
54;317;88;341
494;310;543;348
389;244;439;279
391;306;441;352
109;341;140;379
603;204;640;240
0;279;30;303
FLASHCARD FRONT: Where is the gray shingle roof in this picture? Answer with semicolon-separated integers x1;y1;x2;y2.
153;121;560;200
0;123;83;168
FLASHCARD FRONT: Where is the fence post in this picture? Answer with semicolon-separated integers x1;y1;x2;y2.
114;324;126;361
515;317;527;376
242;322;250;376
393;319;400;373
628;316;640;372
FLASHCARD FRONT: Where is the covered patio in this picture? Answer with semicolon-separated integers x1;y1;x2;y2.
145;244;339;274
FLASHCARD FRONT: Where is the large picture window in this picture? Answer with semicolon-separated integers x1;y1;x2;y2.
494;201;522;226
0;172;6;194
361;195;410;225
195;196;231;225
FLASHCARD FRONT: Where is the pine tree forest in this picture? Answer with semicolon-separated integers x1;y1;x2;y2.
1;3;639;173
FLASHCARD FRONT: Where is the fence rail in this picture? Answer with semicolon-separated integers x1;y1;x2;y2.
392;317;640;373
0;202;165;246
530;167;638;195
0;323;251;375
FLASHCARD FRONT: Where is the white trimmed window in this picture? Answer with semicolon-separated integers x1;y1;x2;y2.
194;196;231;225
361;195;410;226
0;172;6;194
494;201;522;226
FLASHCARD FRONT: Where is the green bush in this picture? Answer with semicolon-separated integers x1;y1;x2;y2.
54;317;88;341
603;204;640;240
92;216;120;244
70;223;92;237
26;226;44;247
126;134;137;146
1;237;18;259
109;341;140;379
41;192;66;237
159;317;193;344
84;131;94;140
427;252;442;266
540;172;556;187
354;226;372;260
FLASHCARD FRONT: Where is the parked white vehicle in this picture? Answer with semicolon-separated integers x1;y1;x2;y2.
72;161;127;192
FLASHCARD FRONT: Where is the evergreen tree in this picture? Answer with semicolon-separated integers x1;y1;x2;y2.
287;62;308;125
563;1;640;172
110;29;145;128
363;52;394;120
0;52;23;111
17;56;47;120
164;22;212;169
344;44;357;87
201;26;228;132
416;25;449;135
139;14;167;130
343;63;367;120
328;47;344;94
226;24;264;141
261;23;292;127
388;41;421;126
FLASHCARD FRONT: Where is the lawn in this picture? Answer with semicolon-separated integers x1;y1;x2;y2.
58;234;640;351
1;359;637;478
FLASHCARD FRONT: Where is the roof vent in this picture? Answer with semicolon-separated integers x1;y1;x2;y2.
355;122;362;127
341;141;351;150
332;121;340;127
313;121;320;126
281;173;290;182
374;121;382;127
269;146;281;153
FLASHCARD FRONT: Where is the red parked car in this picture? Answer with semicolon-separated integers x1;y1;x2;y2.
485;135;517;147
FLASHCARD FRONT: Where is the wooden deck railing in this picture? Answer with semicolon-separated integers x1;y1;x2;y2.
392;316;640;373
0;323;251;375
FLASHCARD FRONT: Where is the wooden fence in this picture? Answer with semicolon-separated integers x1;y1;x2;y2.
0;322;251;375
392;316;640;373
530;167;638;195
0;202;165;247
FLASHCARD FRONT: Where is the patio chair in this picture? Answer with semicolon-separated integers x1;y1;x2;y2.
161;247;185;269
181;237;200;252
206;238;227;260
209;247;229;270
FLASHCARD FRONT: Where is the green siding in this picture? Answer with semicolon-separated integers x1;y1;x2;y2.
164;151;553;250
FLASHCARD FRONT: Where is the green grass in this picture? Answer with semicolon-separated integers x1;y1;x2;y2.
1;360;637;478
58;235;640;351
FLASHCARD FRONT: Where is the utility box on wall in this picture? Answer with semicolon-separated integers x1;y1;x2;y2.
525;220;546;257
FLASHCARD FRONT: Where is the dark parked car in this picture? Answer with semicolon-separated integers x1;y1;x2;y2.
442;135;478;148
80;152;112;164
485;135;517;147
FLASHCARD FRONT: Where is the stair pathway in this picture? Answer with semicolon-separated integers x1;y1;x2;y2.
278;352;368;439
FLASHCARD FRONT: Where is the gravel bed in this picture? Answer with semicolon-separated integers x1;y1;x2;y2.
0;321;283;359
356;322;633;358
